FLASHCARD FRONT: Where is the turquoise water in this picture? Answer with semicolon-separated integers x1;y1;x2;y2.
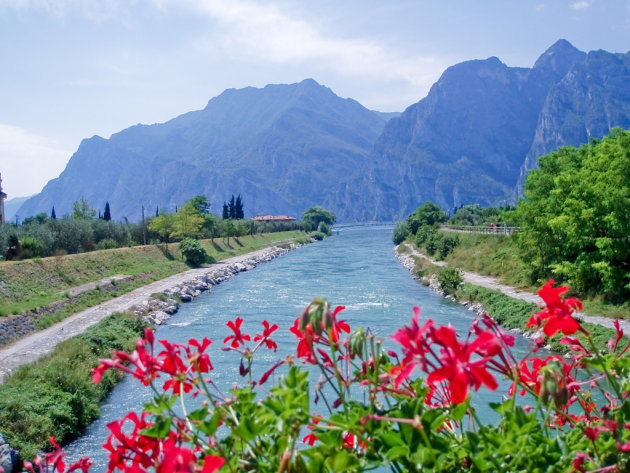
65;226;533;470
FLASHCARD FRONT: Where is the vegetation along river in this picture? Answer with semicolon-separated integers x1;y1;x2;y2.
65;225;534;470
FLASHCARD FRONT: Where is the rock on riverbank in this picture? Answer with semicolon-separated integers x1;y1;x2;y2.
133;245;299;325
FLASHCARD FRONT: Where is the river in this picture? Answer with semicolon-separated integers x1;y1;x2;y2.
65;225;533;470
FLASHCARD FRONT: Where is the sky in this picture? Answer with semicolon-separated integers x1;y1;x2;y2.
1;0;629;199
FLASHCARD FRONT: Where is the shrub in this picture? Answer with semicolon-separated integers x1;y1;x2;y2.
96;238;119;250
392;220;409;244
437;266;463;293
310;231;326;241
179;238;209;266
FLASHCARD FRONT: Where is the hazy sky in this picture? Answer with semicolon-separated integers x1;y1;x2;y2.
1;0;629;198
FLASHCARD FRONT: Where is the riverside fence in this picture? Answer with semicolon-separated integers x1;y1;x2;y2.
440;224;521;235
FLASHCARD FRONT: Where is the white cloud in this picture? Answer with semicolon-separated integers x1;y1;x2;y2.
0;124;71;197
178;0;445;90
570;1;590;10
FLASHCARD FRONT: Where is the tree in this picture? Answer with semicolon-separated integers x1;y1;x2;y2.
72;197;96;220
51;207;56;220
171;202;205;240
513;128;630;300
148;213;176;243
103;202;111;221
406;201;447;234
189;195;211;216
235;194;244;219
222;202;229;220
228;195;236;219
301;206;336;232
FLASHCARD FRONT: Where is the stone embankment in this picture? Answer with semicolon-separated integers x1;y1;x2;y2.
0;244;301;384
133;246;296;326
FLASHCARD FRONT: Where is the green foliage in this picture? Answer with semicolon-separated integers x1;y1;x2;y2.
406;201;447;234
171;202;205;240
103;202;112;221
178;238;209;266
72;197;96;220
0;313;147;459
437;266;463;293
310;231;326;241
18;235;43;259
317;222;331;236
392;220;410;244
513;128;630;300
301;206;336;232
148;213;176;243
448;204;512;226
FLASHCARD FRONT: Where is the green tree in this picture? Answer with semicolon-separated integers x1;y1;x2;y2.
189;195;211;216
148;214;176;243
51;207;57;220
513;128;630;299
301;206;336;232
235;194;244;219
103;202;111;221
171;202;205;240
228;195;236;219
222;202;229;220
72;197;96;220
406;201;447;234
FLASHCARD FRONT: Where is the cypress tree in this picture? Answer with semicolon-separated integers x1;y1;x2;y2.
51;207;56;220
228;195;236;219
222;202;229;220
156;206;159;217
235;194;244;219
103;202;111;221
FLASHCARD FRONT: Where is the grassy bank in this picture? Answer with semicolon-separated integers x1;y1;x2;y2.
400;245;628;355
421;232;629;319
0;231;303;318
0;312;147;460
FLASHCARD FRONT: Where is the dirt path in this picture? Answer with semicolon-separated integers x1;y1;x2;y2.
400;243;630;333
0;247;287;384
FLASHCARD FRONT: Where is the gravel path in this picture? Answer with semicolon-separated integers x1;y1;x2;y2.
400;243;630;333
0;247;289;384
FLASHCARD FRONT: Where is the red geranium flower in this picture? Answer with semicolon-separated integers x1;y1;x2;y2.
526;279;583;337
254;320;279;351
224;317;252;348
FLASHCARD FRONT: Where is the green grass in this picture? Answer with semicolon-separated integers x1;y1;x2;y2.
0;312;147;460
435;232;629;320
0;231;303;319
456;284;628;355
441;233;532;288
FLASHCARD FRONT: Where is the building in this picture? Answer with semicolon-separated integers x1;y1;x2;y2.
0;173;6;224
252;215;296;223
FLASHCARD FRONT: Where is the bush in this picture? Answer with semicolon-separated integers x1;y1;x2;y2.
310;231;326;241
392;221;409;244
317;222;331;236
437;266;463;293
96;238;119;250
179;238;209;266
17;236;43;259
0;313;146;459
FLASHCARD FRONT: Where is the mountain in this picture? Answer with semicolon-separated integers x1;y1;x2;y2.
519;47;630;185
359;40;595;221
16;41;630;222
17;79;388;221
3;196;32;223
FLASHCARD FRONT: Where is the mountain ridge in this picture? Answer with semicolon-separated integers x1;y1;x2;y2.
16;41;630;222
